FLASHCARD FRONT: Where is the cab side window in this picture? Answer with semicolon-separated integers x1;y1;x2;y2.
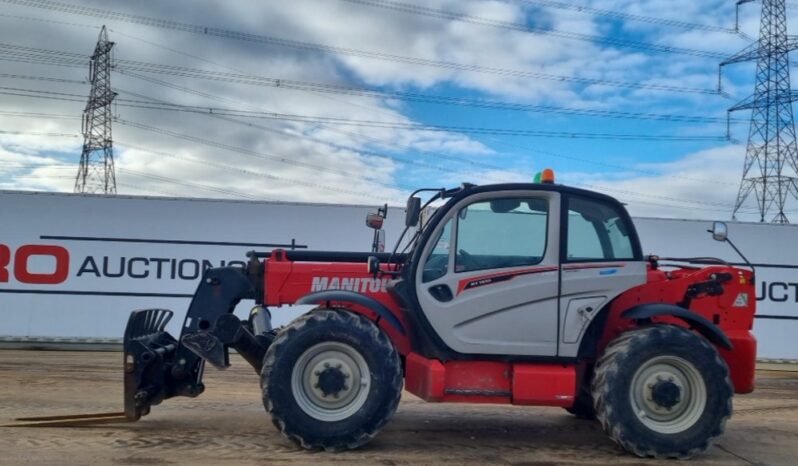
422;219;452;282
566;196;636;261
455;197;548;273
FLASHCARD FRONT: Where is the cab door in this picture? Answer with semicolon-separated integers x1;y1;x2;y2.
415;190;561;356
557;194;648;357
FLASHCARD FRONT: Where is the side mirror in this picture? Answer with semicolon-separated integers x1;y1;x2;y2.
405;196;421;227
366;212;384;230
711;221;728;242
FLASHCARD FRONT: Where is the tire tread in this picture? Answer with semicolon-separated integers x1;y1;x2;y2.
592;325;733;459
261;309;402;451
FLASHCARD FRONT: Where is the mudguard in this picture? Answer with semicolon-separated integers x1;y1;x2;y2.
296;290;406;335
622;303;733;350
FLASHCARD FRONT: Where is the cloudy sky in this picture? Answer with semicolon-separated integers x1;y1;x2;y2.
0;0;793;221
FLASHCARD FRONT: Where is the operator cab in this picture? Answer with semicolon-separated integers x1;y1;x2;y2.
394;174;647;360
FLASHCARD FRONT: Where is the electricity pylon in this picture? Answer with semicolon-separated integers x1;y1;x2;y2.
721;0;798;223
74;25;117;194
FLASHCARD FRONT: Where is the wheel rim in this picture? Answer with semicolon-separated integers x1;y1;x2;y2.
629;355;707;434
290;341;371;422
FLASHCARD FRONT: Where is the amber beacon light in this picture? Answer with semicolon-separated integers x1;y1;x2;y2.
534;169;555;184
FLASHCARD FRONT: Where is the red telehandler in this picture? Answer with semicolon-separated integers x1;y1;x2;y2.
115;175;756;459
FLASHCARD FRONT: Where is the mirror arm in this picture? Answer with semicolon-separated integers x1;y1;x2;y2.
707;228;756;277
726;237;756;277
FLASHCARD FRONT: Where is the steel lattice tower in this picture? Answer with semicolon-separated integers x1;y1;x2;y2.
721;0;798;223
74;25;117;194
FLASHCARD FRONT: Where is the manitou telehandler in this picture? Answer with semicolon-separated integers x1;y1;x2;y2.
119;173;756;459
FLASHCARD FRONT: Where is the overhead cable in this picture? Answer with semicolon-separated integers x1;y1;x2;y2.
0;0;731;90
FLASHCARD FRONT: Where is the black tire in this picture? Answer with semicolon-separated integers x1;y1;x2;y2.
592;325;733;459
261;309;402;451
565;368;596;420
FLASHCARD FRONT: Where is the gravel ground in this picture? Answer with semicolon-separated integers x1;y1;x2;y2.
1;350;797;466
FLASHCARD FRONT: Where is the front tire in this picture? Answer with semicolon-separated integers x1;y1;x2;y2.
261;309;402;451
592;325;733;459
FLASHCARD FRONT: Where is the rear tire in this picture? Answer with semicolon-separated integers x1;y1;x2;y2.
261;309;402;451
592;325;733;459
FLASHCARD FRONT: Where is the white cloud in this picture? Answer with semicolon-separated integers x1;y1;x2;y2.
0;0;788;221
559;144;763;221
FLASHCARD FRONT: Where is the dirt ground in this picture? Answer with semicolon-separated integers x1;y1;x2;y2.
1;351;797;465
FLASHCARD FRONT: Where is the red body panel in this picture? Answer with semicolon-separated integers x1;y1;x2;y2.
512;364;576;407
404;352;577;406
720;330;757;393
263;250;411;355
597;265;757;394
405;353;445;401
261;250;757;401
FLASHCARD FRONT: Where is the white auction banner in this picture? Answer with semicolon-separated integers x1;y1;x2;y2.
0;191;406;340
1;190;797;359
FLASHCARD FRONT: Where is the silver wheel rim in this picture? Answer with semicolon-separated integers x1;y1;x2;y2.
290;341;371;422
629;355;707;434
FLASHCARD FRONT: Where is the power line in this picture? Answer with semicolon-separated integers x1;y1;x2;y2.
114;142;405;203
0;46;734;128
116;180;203;199
0;0;732;92
580;182;740;209
341;0;732;58
118;168;259;200
514;0;742;35
0;109;78;119
0;10;99;30
113;118;399;187
116;87;453;176
0;84;88;101
0;84;732;142
115;68;732;122
0;73;86;84
494;140;740;187
0;28;748;209
112;118;408;199
0;109;406;199
114;70;510;173
0;163;76;170
113;67;730;122
0;129;79;137
0;77;509;173
107;100;729;141
114;33;738;182
598;196;761;215
0;40;727;97
0;160;761;213
0;161;266;199
0;89;737;208
0;41;85;58
0;49;730;123
0;99;744;202
0;117;748;212
109;43;513;173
